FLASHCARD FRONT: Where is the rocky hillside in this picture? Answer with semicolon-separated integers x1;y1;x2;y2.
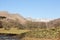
47;18;60;28
0;11;60;29
0;11;26;24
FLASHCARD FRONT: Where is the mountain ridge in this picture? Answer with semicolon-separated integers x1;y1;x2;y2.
0;11;59;23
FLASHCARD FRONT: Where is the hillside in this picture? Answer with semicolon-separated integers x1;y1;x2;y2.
0;11;60;29
0;11;26;24
0;11;60;40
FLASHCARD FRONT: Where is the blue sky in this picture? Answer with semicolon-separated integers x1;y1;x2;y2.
0;0;60;19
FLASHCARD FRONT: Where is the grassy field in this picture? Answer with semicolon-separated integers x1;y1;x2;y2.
22;37;59;40
24;28;60;39
0;28;30;34
0;28;60;40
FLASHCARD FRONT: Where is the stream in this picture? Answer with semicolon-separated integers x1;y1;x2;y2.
0;35;20;40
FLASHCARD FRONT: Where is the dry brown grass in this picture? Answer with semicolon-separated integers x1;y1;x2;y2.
22;37;59;40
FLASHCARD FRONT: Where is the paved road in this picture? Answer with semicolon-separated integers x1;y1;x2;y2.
0;35;20;40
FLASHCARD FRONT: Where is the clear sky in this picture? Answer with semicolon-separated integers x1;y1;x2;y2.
0;0;60;19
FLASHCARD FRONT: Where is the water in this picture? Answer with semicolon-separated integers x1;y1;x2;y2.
0;35;20;40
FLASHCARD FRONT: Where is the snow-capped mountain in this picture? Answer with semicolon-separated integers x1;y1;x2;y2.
26;17;53;22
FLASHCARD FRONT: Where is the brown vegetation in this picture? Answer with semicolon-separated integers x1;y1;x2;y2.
0;11;60;40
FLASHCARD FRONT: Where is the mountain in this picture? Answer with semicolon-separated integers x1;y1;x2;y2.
26;17;53;22
0;11;59;23
0;11;60;29
0;11;54;23
0;11;26;24
47;18;60;28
